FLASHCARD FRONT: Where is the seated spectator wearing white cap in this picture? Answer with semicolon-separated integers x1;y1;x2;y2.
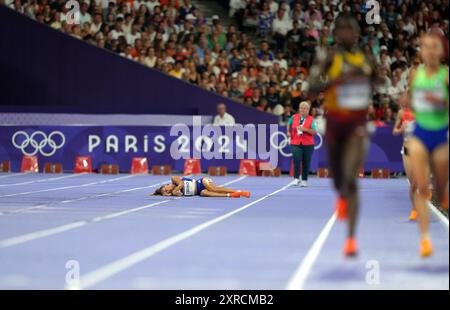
213;103;236;126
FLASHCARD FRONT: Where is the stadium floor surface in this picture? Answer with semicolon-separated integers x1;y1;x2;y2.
0;173;448;290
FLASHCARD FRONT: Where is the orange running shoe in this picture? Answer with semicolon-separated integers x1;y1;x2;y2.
343;238;358;257
335;197;348;221
238;191;251;198
229;191;251;198
408;210;418;221
420;237;433;258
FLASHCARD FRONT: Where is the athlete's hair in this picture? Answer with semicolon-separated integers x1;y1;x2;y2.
152;185;166;196
333;12;361;37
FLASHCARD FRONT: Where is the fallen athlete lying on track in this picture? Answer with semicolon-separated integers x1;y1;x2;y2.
151;176;251;198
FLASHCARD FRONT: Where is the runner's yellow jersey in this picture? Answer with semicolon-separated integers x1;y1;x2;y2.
324;50;373;118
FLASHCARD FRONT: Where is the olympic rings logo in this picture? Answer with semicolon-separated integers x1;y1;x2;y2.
270;131;323;157
12;131;66;157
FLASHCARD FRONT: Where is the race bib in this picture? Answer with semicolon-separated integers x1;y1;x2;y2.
337;80;371;110
412;88;446;112
404;121;415;139
183;180;196;196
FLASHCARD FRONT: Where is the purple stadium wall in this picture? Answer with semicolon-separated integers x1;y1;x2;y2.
0;6;277;125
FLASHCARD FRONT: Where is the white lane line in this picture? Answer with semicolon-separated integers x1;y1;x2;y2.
0;173;84;187
406;179;449;229
0;175;242;216
0;176;247;248
428;201;449;229
0;175;136;198
285;212;337;290
0;200;171;249
0;181;167;216
70;179;291;290
0;173;30;179
220;175;247;187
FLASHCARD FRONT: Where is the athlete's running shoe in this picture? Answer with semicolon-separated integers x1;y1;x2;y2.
343;238;358;257
230;191;251;198
238;190;251;198
408;210;418;221
420;237;433;258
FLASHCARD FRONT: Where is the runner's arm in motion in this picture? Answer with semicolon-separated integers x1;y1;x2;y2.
425;72;449;108
392;109;405;136
398;68;417;108
307;47;335;96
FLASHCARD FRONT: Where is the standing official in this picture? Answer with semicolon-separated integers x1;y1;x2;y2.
287;101;317;187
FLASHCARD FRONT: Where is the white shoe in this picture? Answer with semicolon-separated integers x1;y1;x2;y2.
300;180;308;187
293;178;300;186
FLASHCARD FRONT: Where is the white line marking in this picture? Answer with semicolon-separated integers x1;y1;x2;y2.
70;179;291;290
406;179;448;229
0;175;136;198
285;212;337;290
220;175;247;187
428;201;449;229
0;183;165;216
0;173;84;187
0;200;171;249
0;173;30;179
0;176;247;248
0;176;245;216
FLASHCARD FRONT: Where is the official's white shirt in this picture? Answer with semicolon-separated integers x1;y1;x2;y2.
213;113;236;126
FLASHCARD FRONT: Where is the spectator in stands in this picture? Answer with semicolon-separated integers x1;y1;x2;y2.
229;77;243;100
213;103;235;126
229;0;245;19
272;7;292;51
6;0;448;123
258;2;273;38
79;2;92;26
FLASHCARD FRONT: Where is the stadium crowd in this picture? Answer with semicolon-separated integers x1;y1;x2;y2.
2;0;449;124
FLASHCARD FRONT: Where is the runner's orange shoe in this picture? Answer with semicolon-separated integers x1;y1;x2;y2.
408;210;418;221
335;197;348;221
343;238;358;257
238;191;251;198
229;192;241;198
420;237;433;258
